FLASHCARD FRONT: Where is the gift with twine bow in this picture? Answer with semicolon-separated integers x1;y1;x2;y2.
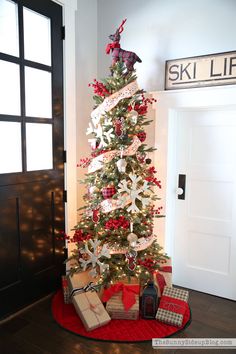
71;282;111;331
102;282;140;320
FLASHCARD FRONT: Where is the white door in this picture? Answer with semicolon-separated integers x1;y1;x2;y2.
153;86;236;300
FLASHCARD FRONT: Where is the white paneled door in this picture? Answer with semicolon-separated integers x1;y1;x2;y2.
154;86;236;300
174;108;236;299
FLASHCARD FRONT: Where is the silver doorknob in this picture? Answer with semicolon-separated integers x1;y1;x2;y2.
176;187;184;196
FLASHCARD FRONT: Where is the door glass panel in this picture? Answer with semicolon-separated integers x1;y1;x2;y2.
23;7;51;66
26;123;53;171
0;122;22;173
0;0;19;57
0;60;20;115
25;67;52;118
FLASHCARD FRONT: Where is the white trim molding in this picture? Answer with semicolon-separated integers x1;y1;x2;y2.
53;0;78;234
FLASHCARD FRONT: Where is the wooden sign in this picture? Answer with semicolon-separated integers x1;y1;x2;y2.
165;51;236;90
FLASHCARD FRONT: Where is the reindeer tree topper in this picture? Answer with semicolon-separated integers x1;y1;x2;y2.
106;19;142;73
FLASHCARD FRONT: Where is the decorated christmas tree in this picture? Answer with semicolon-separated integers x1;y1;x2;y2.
65;19;168;289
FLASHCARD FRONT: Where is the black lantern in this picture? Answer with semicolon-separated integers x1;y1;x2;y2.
141;281;159;319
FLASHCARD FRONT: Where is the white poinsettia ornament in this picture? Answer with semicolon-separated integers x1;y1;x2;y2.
79;239;111;277
118;173;151;212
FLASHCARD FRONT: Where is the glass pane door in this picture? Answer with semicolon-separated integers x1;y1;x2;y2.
0;0;64;319
0;0;19;57
0;59;20;115
0;0;54;174
0;121;22;173
23;6;51;65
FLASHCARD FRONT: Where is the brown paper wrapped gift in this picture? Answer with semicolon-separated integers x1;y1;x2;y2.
154;258;172;297
72;290;111;331
68;270;103;299
103;283;140;320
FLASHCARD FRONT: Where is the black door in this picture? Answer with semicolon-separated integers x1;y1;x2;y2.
0;0;65;318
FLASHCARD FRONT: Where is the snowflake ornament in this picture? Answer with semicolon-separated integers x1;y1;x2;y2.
86;122;95;136
103;116;113;127
86;120;115;148
79;239;111;277
118;173;151;212
103;127;115;145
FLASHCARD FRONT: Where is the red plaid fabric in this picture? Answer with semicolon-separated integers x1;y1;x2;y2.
137;131;146;142
102;187;116;199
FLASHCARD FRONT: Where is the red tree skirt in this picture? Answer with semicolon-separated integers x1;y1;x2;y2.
52;290;191;342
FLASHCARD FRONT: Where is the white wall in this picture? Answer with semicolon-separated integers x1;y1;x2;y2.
76;0;98;215
97;0;236;92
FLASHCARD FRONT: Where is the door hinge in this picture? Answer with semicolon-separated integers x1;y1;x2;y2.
63;150;67;163
63;190;67;203
63;246;68;259
61;26;65;40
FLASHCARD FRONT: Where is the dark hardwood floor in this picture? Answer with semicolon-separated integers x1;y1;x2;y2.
0;288;236;354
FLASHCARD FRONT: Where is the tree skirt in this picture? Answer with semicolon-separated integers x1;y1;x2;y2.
52;290;191;342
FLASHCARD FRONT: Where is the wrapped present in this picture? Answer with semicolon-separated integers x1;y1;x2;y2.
102;282;139;320
120;276;140;285
156;286;189;327
61;275;71;304
72;285;111;331
154;258;172;297
68;270;103;299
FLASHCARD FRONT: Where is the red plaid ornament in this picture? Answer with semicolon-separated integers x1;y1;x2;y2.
102;186;116;199
137;131;146;142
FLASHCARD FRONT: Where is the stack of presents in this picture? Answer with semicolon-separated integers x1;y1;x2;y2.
62;258;189;331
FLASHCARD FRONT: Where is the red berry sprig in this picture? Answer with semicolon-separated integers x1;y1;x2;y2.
145;176;162;188
57;229;92;244
77;157;91;168
128;95;157;116
150;206;163;216
88;79;110;97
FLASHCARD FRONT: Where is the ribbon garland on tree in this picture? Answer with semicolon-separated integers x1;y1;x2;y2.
86;80;139;149
90;80;139;126
88;136;142;173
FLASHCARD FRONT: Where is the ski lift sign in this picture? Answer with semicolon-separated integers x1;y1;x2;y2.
165;51;236;90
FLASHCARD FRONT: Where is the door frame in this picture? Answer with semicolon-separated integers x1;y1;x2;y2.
53;0;78;235
152;85;236;262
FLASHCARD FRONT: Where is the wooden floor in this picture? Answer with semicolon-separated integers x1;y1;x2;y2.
0;288;236;354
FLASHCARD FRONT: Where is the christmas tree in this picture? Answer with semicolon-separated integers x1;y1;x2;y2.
65;19;168;289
